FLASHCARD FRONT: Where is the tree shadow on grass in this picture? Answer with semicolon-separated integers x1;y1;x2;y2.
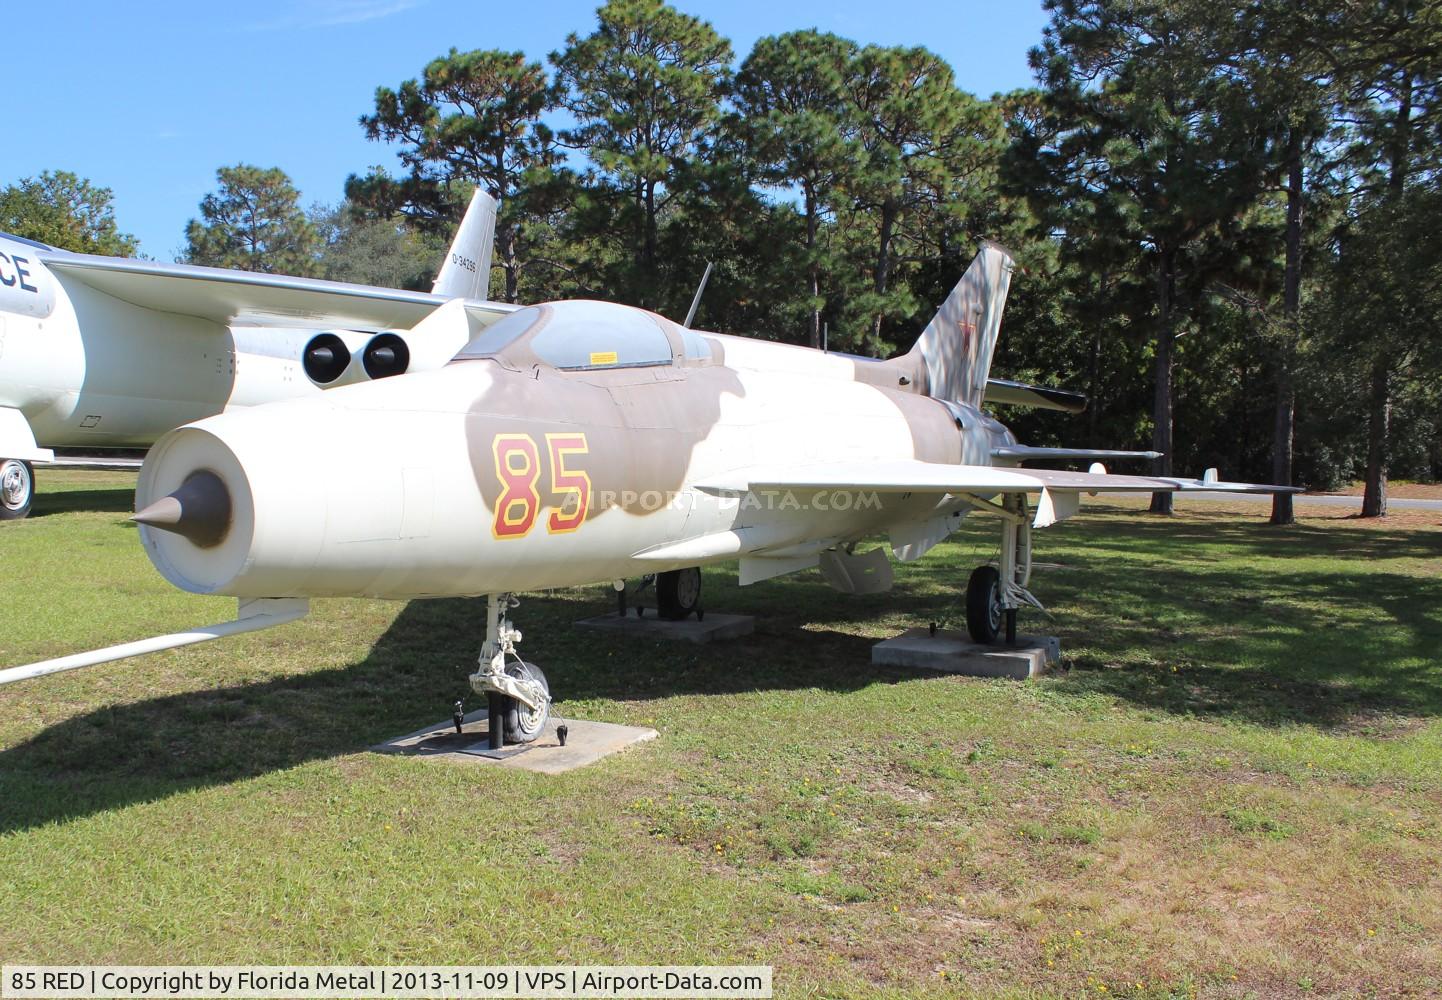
0;579;907;834
28;487;135;518
1077;505;1442;561
1051;568;1442;725
2;518;1437;832
1030;515;1442;728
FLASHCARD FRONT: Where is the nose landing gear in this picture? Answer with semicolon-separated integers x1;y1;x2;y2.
468;594;551;749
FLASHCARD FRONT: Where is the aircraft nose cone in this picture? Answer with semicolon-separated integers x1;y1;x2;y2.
132;470;232;548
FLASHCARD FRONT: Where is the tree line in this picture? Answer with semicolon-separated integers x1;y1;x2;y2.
2;0;1438;516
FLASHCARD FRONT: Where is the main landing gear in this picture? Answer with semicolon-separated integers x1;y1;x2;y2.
0;459;34;521
468;594;551;749
656;567;702;621
964;493;1045;645
613;568;704;621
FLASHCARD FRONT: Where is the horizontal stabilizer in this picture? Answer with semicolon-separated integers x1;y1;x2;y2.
993;446;1161;462
984;378;1087;413
1020;467;1301;494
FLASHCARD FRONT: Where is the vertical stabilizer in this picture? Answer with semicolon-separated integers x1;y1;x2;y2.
432;190;497;300
906;242;1014;406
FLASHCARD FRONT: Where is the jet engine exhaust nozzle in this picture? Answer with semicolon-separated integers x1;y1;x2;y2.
362;333;410;380
132;470;233;549
302;333;351;385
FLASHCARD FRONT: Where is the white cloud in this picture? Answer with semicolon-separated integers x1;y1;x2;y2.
248;0;423;31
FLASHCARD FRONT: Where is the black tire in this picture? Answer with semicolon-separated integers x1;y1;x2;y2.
502;661;550;744
0;459;33;521
966;565;1003;644
656;567;702;621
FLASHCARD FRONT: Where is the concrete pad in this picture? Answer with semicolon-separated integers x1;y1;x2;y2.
374;709;657;774
575;611;754;644
872;628;1060;680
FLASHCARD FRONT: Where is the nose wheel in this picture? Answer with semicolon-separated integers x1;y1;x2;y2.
501;660;550;743
469;594;552;748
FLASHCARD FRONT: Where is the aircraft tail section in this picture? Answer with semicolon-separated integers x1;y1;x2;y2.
432;189;497;300
906;241;1014;407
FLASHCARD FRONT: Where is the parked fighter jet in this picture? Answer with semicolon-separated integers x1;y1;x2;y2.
0;190;505;519
0;242;1292;746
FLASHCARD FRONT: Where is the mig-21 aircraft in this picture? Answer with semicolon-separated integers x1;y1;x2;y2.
0;190;504;519
0;242;1293;746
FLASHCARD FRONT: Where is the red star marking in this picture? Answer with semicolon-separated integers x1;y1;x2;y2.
957;318;976;355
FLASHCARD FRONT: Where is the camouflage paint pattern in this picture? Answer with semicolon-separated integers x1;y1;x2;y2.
133;248;1022;600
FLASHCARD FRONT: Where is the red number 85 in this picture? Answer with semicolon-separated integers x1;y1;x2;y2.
491;433;591;539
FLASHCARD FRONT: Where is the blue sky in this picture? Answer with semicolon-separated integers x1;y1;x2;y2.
3;0;1049;259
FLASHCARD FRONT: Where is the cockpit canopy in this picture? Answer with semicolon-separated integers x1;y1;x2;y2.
453;299;713;371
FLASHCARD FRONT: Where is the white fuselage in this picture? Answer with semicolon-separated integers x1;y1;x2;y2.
0;235;442;451
135;314;1012;601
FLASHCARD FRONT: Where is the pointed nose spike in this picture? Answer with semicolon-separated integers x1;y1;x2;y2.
132;470;232;548
132;495;185;527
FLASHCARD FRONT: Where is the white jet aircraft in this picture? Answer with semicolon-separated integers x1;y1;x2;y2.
0;242;1293;748
0;190;507;519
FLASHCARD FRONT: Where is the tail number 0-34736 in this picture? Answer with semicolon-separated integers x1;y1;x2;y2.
491;432;592;539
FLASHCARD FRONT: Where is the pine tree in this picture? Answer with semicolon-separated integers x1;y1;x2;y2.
183;165;319;274
0;171;138;256
355;48;561;302
551;0;732;307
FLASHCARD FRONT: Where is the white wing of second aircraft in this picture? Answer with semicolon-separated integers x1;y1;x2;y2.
40;252;516;332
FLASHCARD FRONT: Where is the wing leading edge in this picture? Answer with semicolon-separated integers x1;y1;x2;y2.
695;460;1296;528
41;251;518;332
696;459;1293;497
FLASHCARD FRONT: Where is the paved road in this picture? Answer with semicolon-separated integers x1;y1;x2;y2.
1101;491;1442;511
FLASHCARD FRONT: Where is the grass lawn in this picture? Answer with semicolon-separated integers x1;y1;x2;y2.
1;470;1439;999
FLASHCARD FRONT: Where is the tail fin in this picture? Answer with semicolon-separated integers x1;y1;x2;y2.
432;189;497;300
906;241;1014;406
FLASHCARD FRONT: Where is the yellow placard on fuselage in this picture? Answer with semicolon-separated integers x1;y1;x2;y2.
589;351;618;365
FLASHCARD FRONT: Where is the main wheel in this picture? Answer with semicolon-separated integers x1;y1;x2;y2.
502;661;551;744
0;459;33;521
656;567;702;621
966;565;1003;644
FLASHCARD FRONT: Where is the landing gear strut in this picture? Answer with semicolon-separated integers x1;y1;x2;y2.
614;570;703;621
964;493;1044;645
468;594;551;748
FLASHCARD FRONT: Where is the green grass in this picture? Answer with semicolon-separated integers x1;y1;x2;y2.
2;470;1440;998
